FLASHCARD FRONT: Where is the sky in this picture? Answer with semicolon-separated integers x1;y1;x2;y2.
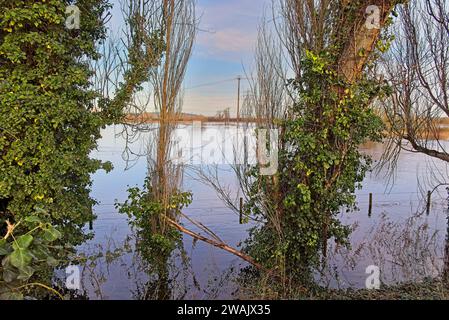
109;0;272;116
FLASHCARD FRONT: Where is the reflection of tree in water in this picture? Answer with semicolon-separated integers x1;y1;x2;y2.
76;230;241;299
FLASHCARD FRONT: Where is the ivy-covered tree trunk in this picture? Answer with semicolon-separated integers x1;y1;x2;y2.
318;0;406;256
0;0;164;297
338;0;405;83
0;0;113;245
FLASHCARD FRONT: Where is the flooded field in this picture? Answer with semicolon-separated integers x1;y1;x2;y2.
76;124;449;299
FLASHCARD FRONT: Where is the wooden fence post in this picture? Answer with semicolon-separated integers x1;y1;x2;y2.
239;197;243;224
368;193;373;217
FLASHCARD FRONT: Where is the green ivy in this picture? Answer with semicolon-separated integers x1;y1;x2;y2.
0;0;165;298
243;48;389;282
0;0;113;249
117;177;192;268
0;208;66;299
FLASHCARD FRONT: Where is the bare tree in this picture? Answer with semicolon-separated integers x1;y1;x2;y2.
97;0;197;196
378;0;449;201
147;0;196;227
117;0;197;232
191;15;289;227
112;0;198;299
276;0;333;76
378;1;449;282
381;0;449;165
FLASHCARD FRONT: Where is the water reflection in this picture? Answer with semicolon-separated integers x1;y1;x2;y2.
76;124;449;299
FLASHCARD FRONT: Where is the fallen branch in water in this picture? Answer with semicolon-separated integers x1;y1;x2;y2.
165;215;310;294
164;215;265;271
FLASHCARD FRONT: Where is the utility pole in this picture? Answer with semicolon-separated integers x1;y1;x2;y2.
236;76;241;123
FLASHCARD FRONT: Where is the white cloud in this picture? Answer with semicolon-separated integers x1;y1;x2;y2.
194;0;271;61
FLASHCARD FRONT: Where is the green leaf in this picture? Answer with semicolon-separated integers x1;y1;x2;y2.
0;239;9;255
46;256;59;267
12;234;33;250
3;267;17;283
17;265;35;281
32;244;51;260
33;207;47;215
24;216;41;224
42;226;61;242
10;248;33;269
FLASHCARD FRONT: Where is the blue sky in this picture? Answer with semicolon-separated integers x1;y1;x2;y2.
109;0;271;116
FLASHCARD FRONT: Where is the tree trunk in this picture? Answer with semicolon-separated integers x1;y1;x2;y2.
338;0;402;83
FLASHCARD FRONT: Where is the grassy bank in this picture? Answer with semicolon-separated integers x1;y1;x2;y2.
318;279;449;300
241;278;449;300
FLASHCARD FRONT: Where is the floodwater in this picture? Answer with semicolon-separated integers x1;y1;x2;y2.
78;124;449;299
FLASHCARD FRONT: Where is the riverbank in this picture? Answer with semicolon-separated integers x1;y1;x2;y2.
240;277;449;300
318;278;449;300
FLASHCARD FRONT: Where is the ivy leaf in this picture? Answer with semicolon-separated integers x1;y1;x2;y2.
17;265;35;281
3;267;17;283
33;207;47;215
42;226;61;242
12;234;33;250
0;239;10;255
10;248;33;269
24;216;41;224
32;244;51;260
102;161;113;173
46;256;59;267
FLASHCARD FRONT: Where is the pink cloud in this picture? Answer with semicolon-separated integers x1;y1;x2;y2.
194;0;271;61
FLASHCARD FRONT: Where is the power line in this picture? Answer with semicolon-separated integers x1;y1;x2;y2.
237;76;241;122
185;78;236;90
185;77;248;91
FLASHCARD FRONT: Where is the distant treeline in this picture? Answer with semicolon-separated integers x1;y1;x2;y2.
123;112;258;123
